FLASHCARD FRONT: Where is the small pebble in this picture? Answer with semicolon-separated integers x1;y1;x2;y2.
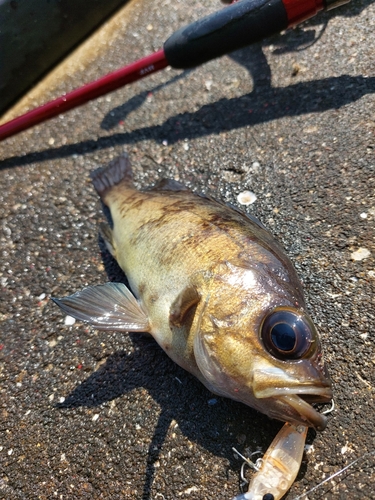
351;247;371;261
181;486;199;495
360;212;367;219
341;444;349;454
64;315;76;326
205;80;213;91
208;398;218;406
237;190;257;206
92;414;99;422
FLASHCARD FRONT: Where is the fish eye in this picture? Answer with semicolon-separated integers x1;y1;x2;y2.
260;307;318;360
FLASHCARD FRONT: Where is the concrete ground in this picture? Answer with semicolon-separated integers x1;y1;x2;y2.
0;0;374;498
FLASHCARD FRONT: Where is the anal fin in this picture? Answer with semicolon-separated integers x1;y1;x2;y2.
53;283;150;332
99;222;116;257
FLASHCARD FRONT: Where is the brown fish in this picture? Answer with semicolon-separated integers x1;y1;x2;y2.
53;154;332;430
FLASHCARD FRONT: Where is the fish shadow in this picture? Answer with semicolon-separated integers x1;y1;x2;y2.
57;337;284;499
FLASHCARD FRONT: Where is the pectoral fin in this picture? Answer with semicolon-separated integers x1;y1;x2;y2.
53;282;150;332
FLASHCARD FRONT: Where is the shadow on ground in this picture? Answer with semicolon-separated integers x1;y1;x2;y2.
1;73;374;170
99;0;373;130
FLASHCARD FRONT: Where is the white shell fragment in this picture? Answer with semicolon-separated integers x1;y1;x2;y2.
350;247;371;261
64;315;76;326
237;191;257;206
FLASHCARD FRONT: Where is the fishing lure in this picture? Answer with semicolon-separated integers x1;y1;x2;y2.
233;422;308;500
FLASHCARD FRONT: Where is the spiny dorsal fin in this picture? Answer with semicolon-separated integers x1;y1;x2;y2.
52;282;150;332
91;153;134;197
150;178;190;192
170;285;201;327
197;192;267;231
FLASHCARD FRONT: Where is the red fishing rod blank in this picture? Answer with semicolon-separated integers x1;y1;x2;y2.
0;50;169;142
0;0;349;142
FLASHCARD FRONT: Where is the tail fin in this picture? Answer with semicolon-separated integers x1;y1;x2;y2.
90;153;134;197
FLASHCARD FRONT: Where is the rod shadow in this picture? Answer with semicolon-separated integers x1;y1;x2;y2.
98;0;372;130
1;73;374;171
1;0;374;170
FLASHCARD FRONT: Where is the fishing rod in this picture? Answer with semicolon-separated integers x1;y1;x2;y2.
0;0;349;142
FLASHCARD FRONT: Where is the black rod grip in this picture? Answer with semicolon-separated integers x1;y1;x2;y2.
164;0;288;69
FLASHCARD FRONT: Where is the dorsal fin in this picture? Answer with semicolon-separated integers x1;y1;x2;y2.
225;201;267;230
150;178;190;192
91;153;134;197
196;191;267;231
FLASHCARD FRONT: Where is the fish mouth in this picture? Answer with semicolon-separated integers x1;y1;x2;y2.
252;368;333;430
278;391;332;431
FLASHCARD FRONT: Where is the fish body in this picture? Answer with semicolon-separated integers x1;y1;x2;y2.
54;154;332;430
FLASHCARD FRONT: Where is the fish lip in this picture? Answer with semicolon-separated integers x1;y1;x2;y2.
254;384;333;401
254;385;333;430
278;393;331;431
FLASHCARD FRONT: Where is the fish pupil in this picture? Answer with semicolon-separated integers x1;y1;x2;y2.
271;323;296;352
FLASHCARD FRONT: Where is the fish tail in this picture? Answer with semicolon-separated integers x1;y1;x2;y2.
90;153;134;197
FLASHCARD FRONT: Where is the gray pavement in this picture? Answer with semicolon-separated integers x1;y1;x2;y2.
0;0;374;498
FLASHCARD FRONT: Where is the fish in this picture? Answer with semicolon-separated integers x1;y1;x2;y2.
53;153;332;430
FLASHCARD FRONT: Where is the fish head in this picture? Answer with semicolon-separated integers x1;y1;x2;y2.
193;262;333;430
250;305;332;430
